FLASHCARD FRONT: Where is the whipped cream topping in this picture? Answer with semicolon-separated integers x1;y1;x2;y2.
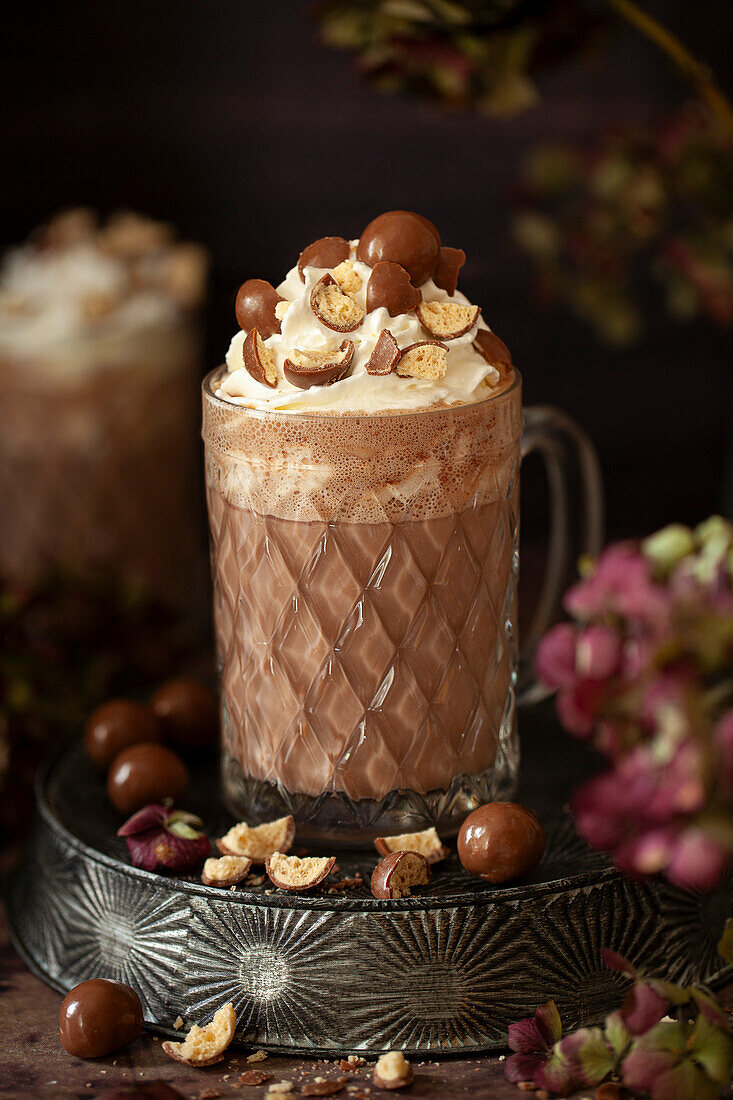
0;211;207;369
220;241;501;415
0;244;176;349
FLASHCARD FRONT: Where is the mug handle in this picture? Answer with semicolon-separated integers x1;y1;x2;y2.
518;406;604;704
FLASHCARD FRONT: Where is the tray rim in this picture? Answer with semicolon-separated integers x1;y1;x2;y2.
33;741;622;913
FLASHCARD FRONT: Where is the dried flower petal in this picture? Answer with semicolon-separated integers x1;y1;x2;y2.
619;981;668;1035
117;803;210;873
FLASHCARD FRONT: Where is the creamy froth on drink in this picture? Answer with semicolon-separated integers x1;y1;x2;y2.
205;211;521;840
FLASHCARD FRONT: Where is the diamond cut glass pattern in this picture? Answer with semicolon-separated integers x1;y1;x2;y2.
204;375;524;840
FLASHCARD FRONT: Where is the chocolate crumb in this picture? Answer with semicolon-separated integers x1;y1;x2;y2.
247;1050;268;1063
330;877;364;892
302;1079;347;1096
240;1069;271;1086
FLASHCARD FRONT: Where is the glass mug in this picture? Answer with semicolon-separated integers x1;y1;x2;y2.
203;368;602;845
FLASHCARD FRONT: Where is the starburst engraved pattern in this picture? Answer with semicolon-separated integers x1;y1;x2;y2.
539;811;609;879
9;747;732;1055
185;899;345;1045
55;863;188;1021
8;828;80;980
527;877;667;1026
343;904;530;1050
652;874;733;986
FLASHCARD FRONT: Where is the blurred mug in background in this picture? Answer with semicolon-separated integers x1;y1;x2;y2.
0;208;208;610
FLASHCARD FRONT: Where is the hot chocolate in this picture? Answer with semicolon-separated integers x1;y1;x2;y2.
0;210;207;606
204;211;521;841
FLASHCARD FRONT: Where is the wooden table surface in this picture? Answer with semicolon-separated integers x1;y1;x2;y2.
6;920;733;1100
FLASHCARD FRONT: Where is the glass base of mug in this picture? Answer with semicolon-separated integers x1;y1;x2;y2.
220;694;519;848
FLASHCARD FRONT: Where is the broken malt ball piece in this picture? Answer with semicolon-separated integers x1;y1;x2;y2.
432;246;466;296
217;816;295;863
332;259;363;296
395;341;448;381
416;301;481;340
235;279;284;339
266;851;336;892
365;261;421;317
372;1051;414;1090
370;851;430;900
374;827;449;865
366;329;402;376
243;328;278;388
283;341;355;389
298;236;351;280
457;802;546;885
162;1003;236;1067
473;328;514;376
202;855;253;887
59;978;143;1059
357;210;441;286
84;699;160;771
310;273;365;332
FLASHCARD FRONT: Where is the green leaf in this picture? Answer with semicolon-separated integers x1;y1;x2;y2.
642;524;695;575
168;820;202;840
645;1019;689;1053
605;1010;632;1057
690;987;729;1028
692;1015;733;1085
717;917;733;964
577;1028;615;1085
653;1059;720;1100
536;999;563;1045
651;979;691;1006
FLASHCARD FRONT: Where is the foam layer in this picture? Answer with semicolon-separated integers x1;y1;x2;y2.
204;368;522;524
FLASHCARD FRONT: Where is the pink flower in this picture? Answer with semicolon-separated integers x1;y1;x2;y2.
666;829;730;892
715;710;733;797
614;828;676;878
556;682;603;737
619;981;668;1036
538;518;733;893
575;625;623;680
505;1000;562;1086
572;771;631;850
535;623;578;690
564;544;669;625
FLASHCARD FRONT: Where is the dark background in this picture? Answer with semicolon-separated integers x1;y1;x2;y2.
2;0;731;540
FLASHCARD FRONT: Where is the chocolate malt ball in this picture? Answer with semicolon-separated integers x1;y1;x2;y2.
151;679;219;750
357;211;441;287
107;742;188;814
59;978;143;1059
457;802;545;885
234;278;283;338
84;699;160;770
